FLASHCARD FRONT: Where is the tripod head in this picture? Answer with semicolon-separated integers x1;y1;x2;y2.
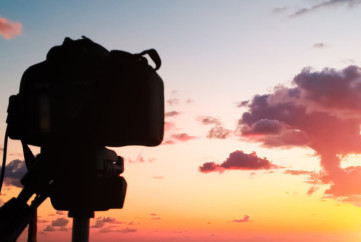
0;36;164;241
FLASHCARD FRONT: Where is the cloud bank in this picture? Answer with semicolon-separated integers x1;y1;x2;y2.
238;65;361;205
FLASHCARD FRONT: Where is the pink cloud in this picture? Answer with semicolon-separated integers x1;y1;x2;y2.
164;121;176;132
307;186;318;195
199;150;280;173
0;16;22;39
239;65;361;205
150;213;161;220
232;215;250;223
171;133;197;142
284;170;314;176
152;176;164;179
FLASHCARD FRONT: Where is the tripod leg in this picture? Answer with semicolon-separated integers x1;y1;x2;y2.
72;216;89;242
28;208;37;242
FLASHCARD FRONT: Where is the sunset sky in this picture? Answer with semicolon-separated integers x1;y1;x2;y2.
2;0;361;241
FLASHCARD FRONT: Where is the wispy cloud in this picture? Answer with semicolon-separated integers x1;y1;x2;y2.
290;0;361;17
312;43;326;49
0;16;22;39
165;111;181;117
232;215;251;223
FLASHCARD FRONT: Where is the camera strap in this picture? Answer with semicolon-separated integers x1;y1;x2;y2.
137;49;162;71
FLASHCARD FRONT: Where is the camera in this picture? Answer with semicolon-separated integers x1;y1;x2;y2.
7;36;164;147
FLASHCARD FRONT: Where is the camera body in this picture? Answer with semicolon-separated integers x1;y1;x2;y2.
7;37;164;147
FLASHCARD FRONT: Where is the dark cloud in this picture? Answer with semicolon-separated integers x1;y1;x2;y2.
2;160;27;188
52;218;69;227
0;16;22;39
43;225;55;232
237;101;249;107
119;227;137;233
165;111;181;117
241;119;283;135
232;215;250;223
290;0;361;17
199;151;280;173
197;116;221;126
91;216;121;228
238;65;361;205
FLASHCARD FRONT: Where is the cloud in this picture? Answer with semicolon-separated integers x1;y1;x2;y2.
232;215;250;223
313;43;326;49
52;218;69;227
0;16;22;39
197;116;221;126
118;227;137;233
150;213;161;220
290;0;361;17
2;160;27;187
307;186;318;195
284;170;314;176
99;227;137;233
197;116;232;139
238;65;361;205
43;225;55;232
164;121;176;132
171;133;197;142
207;126;232;139
91;216;121;228
152;176;164;179
237;101;249;107
199;151;280;173
241;119;283;135
165;111;181;117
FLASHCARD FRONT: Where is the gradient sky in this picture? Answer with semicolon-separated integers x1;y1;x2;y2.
2;0;361;241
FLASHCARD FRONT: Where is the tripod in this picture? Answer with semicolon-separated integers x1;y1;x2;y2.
0;140;127;242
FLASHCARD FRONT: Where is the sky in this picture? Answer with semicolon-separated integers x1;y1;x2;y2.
2;0;361;241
